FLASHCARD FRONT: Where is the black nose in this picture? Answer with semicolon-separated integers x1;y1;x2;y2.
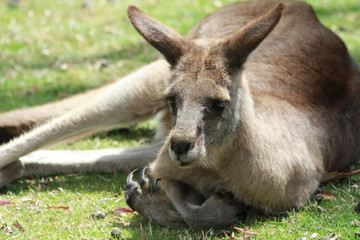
170;139;194;157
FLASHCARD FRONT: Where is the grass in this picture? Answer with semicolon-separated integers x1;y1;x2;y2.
0;0;359;239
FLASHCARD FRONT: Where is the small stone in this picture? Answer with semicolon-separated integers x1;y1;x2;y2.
295;238;307;240
110;228;121;239
319;237;329;240
309;233;319;239
355;232;360;237
92;210;106;219
8;0;20;8
82;1;92;8
95;59;109;71
338;25;348;32
53;61;69;71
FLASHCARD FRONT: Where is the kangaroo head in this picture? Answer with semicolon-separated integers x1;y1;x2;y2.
128;4;284;167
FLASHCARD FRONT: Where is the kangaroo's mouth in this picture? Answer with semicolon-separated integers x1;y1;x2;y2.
179;161;191;167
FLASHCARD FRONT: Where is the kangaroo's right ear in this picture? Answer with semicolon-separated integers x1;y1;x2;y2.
128;6;186;66
221;3;284;69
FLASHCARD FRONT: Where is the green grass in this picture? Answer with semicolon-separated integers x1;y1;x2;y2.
0;0;359;239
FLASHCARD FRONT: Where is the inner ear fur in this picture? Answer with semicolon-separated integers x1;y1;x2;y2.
221;3;285;68
128;6;187;66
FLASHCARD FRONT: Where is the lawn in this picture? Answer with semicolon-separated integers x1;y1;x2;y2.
0;0;359;239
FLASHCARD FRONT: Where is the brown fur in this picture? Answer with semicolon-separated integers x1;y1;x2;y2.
0;1;359;229
128;1;360;222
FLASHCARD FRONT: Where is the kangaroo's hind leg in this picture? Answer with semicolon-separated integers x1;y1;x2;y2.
0;59;170;188
0;85;107;144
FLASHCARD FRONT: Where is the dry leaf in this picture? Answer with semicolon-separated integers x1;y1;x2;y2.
324;169;360;182
97;175;111;182
103;194;119;201
0;200;14;206
114;207;134;213
233;226;259;237
112;222;131;227
319;191;337;196
309;205;327;213
13;221;24;231
20;195;36;202
47;206;69;210
322;194;335;201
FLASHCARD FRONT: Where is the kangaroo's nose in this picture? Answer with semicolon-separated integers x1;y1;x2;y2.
170;139;194;158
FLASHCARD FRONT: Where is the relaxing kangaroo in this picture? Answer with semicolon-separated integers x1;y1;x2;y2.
0;1;359;229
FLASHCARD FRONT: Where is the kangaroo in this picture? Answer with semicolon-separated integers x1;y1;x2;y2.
0;1;359;229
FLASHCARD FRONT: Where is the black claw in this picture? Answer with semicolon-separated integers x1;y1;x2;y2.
126;168;140;198
139;167;151;194
124;167;165;215
125;168;140;209
126;168;139;188
139;167;149;186
152;178;161;189
140;166;148;175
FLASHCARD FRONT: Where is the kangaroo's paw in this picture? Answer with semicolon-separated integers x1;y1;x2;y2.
163;180;247;229
0;160;24;188
125;167;186;227
126;167;247;229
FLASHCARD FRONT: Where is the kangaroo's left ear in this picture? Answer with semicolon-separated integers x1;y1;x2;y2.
221;3;284;69
128;6;187;66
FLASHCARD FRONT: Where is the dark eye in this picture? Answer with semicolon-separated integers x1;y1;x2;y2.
165;96;176;112
210;100;227;114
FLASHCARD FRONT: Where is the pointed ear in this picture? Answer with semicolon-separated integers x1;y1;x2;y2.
128;6;186;66
222;3;285;69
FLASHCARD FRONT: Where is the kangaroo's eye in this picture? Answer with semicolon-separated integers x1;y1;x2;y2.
165;96;176;112
210;100;227;114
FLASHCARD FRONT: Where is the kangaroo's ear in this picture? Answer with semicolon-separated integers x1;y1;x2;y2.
128;6;186;66
222;3;284;69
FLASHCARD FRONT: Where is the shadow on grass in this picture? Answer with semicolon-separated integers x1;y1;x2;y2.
0;42;157;74
0;42;159;111
1;172;127;195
